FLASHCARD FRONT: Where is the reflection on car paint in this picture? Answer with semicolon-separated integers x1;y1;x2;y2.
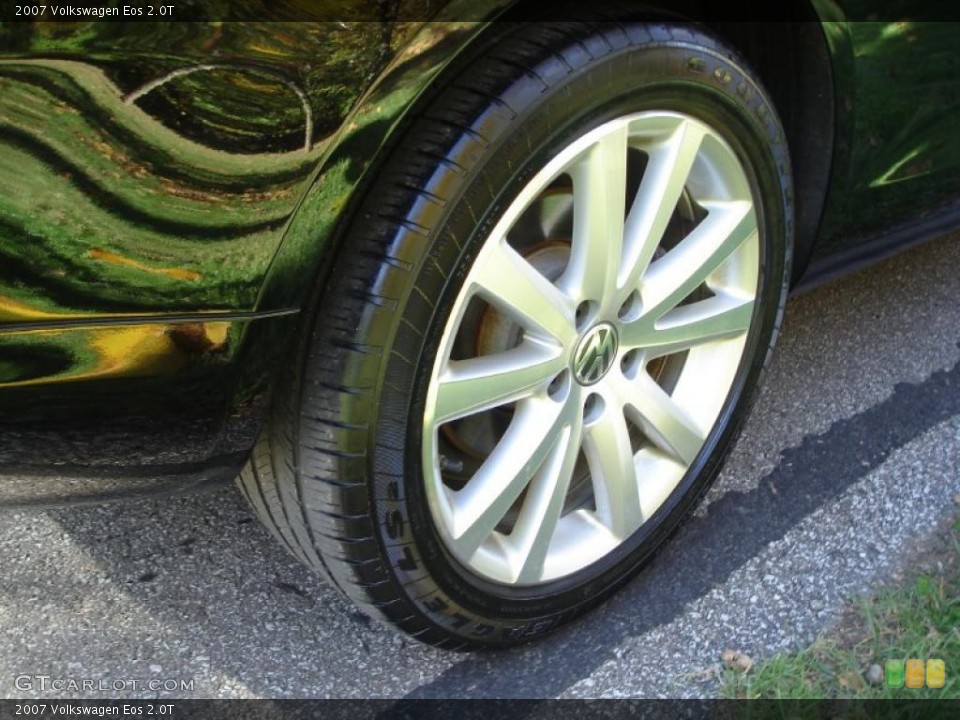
0;18;485;501
0;321;231;387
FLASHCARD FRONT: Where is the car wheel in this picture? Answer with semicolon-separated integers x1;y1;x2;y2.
239;20;793;648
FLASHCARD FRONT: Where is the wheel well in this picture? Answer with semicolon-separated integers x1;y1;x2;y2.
707;19;834;283
494;2;836;282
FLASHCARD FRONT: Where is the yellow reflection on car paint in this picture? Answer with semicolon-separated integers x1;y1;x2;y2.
0;294;94;322
0;321;232;388
88;248;202;282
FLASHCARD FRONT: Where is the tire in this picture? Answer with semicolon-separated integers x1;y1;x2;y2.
238;20;793;649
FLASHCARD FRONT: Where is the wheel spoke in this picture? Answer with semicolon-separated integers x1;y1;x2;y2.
622;293;754;356
619;119;706;293
537;190;574;239
639;200;756;322
432;341;565;425
584;405;642;539
616;373;704;466
511;418;583;583
472;240;576;345
563;124;628;306
447;395;578;559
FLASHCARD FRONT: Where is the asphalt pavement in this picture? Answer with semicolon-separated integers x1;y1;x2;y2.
1;233;959;699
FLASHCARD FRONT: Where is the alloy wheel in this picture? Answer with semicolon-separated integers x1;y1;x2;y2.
422;111;761;586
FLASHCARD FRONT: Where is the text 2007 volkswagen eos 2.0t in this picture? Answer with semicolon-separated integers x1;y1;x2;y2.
1;4;957;648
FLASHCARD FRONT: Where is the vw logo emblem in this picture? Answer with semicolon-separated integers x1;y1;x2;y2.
573;323;618;385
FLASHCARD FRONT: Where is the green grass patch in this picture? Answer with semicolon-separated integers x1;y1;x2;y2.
722;516;960;699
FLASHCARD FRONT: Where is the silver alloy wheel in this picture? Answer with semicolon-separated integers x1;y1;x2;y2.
422;111;760;586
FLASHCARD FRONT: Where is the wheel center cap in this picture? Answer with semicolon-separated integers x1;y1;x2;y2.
572;322;618;386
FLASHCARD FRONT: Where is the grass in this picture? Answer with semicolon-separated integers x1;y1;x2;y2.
722;515;960;699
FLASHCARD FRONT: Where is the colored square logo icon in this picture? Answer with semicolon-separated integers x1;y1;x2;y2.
926;659;945;689
905;659;925;688
886;659;905;687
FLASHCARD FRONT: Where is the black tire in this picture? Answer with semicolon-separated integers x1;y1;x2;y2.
238;20;793;649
